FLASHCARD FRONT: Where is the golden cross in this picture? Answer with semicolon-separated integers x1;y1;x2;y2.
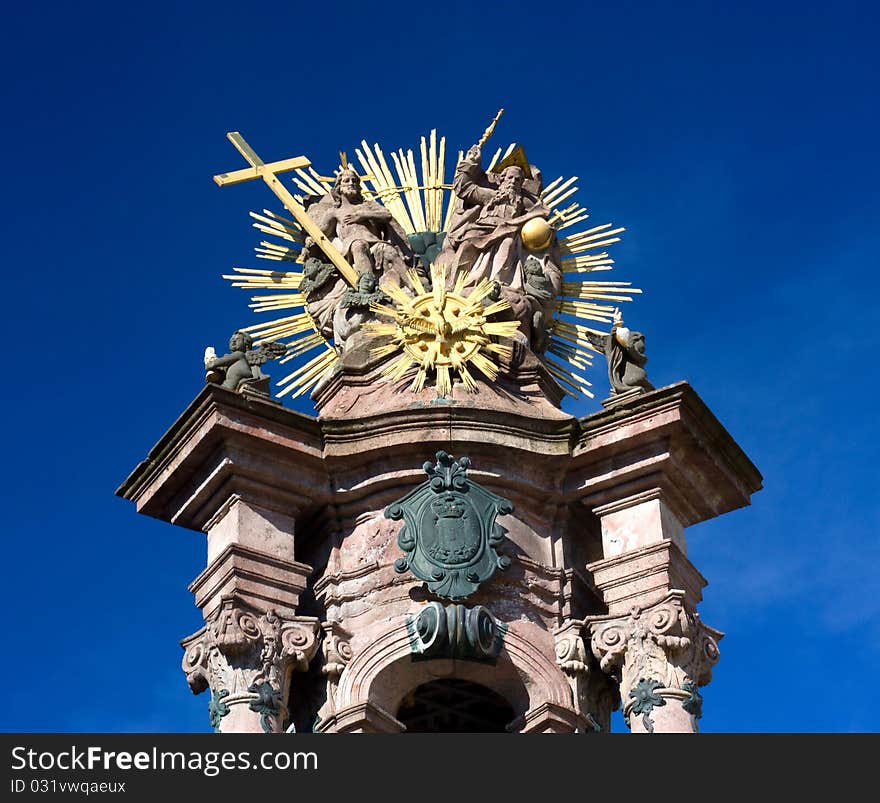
214;132;359;287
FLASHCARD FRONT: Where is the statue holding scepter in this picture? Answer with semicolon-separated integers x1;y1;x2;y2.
585;308;653;396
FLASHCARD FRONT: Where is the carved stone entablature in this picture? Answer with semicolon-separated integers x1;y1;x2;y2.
407;602;507;662
586;590;721;730
181;598;320;732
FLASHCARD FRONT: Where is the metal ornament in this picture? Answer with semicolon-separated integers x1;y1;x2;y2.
407;602;507;662
388;452;513;600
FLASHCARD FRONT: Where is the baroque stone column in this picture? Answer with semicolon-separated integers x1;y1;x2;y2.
182;600;320;733
587;590;721;732
573;384;760;732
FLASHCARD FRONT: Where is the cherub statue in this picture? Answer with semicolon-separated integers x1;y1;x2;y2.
584;309;653;396
204;330;288;393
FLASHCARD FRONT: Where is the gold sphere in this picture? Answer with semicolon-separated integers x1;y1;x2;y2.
520;217;554;251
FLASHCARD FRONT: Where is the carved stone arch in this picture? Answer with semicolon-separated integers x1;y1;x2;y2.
328;615;578;732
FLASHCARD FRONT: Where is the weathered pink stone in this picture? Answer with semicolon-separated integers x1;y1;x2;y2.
118;379;760;733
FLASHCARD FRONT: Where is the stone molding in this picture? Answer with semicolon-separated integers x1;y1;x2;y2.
118;383;761;533
587;540;706;615
330;614;574;732
323;701;405;734
571;383;762;526
188;543;312;620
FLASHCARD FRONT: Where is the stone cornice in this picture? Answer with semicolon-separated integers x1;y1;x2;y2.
117;381;761;537
116;384;329;530
570;381;763;525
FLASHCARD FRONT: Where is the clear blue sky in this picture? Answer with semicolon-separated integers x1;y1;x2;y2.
1;1;876;732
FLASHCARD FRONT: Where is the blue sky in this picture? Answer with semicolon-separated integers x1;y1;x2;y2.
1;1;877;732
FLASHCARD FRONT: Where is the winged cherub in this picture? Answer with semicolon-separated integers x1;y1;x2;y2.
204;330;288;392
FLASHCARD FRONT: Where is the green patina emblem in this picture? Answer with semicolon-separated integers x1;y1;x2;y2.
626;678;666;734
248;681;281;734
407;602;507;662
388;451;513;600
208;689;230;733
681;681;703;732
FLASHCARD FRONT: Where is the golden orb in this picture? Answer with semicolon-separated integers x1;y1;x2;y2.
520;217;554;251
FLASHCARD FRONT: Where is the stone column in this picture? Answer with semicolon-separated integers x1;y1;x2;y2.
183;492;319;731
583;482;721;733
587;591;720;733
573;384;760;732
182;600;320;733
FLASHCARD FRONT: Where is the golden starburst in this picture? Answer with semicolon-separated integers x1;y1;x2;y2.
218;122;642;400
363;264;521;397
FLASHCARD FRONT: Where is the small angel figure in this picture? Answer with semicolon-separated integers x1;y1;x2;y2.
204;330;287;393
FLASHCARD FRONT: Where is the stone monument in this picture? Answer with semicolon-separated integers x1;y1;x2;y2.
117;112;761;733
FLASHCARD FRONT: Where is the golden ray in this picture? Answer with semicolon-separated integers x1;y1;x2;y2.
249;211;304;243
218;123;643;403
406;268;427;295
358;140;421;235
276;349;338;399
542;176;566;195
442;150;464;232
542;176;578;206
278;332;326;363
556;212;592;231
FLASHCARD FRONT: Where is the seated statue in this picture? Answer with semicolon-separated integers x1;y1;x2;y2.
436;145;562;351
204;330;287;394
301;168;416;353
304;168;413;285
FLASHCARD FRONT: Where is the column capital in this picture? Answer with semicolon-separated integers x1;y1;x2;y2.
181;599;320;733
553;619;617;732
586;590;721;732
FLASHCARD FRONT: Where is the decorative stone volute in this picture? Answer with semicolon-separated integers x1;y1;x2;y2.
181;598;320;733
554;619;617;732
586;590;721;733
315;621;354;727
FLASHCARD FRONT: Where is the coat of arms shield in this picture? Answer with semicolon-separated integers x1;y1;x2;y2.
387;452;513;600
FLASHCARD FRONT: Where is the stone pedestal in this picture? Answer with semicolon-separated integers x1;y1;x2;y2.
117;379;760;733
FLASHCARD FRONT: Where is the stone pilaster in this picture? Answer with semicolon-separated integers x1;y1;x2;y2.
190;498;313;621
181;599;320;733
586;590;721;733
553;619;616;732
314;621;354;729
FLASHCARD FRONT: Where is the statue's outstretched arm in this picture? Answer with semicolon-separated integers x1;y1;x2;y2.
207;350;245;368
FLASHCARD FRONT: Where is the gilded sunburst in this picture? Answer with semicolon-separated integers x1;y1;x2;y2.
215;117;641;400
